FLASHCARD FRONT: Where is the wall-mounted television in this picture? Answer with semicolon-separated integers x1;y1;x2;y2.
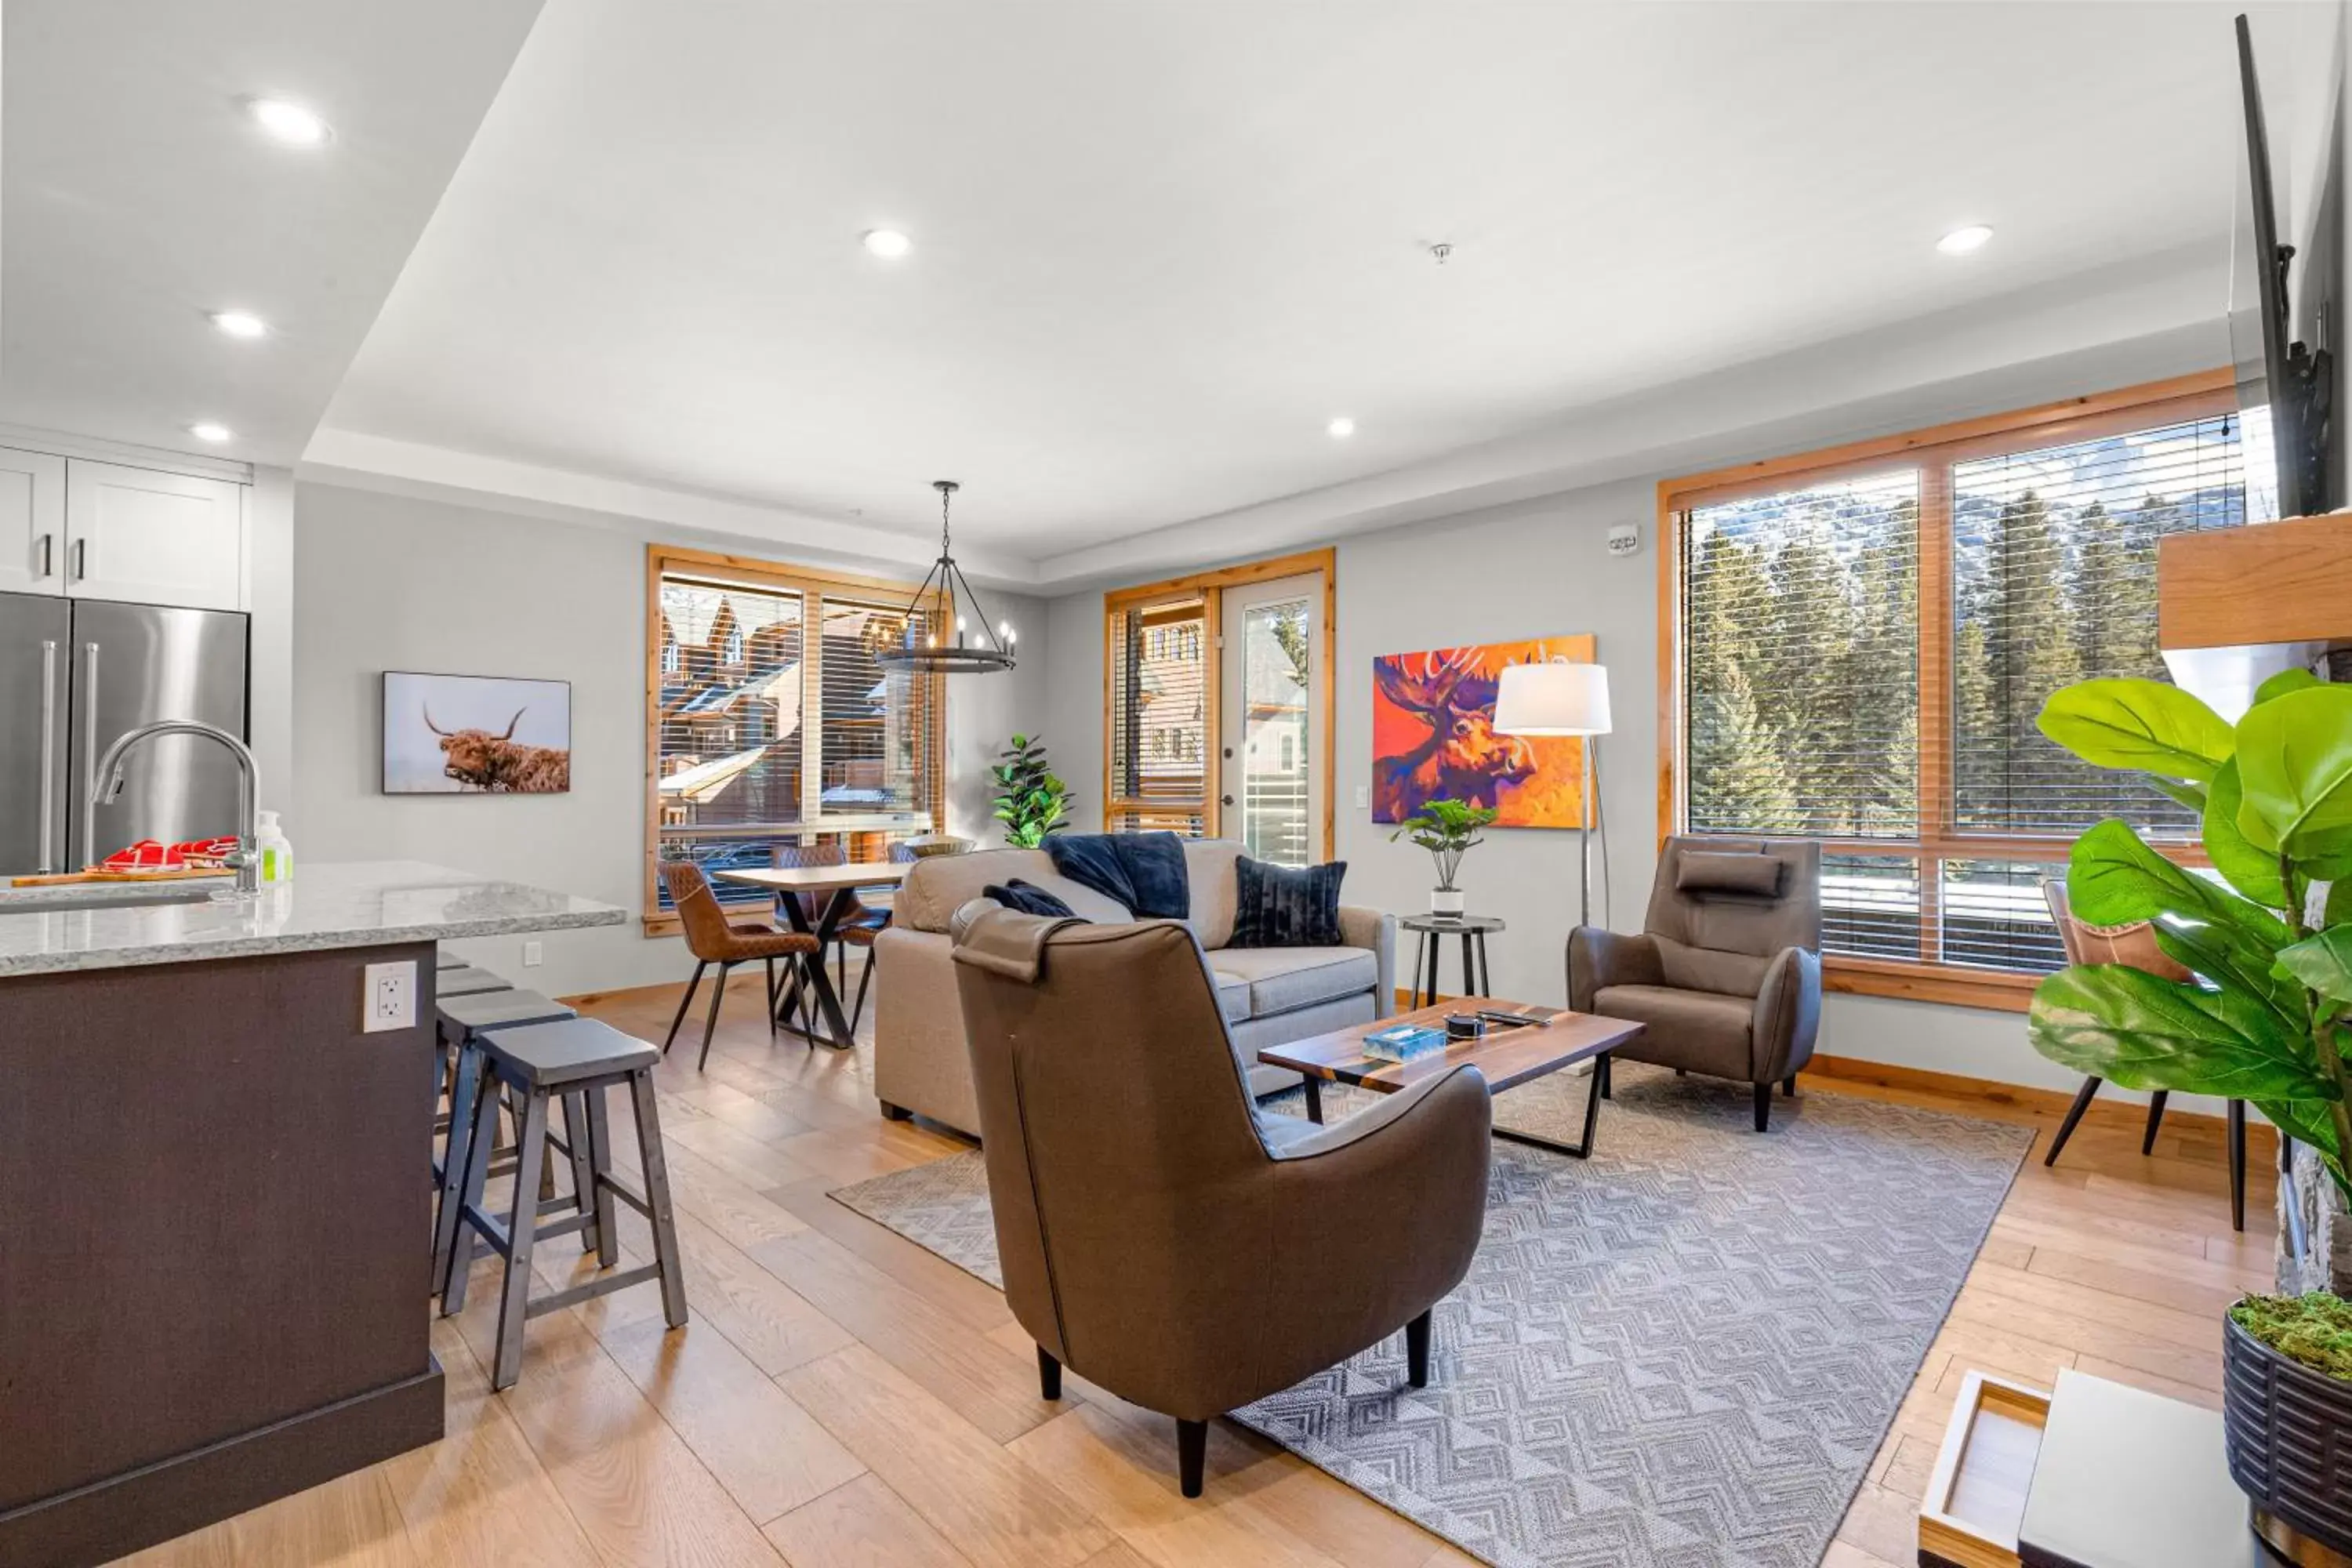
2233;11;2341;522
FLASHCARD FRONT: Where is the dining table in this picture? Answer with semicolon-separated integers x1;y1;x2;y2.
710;861;909;1050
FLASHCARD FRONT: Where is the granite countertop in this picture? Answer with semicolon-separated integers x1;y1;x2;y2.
0;860;626;977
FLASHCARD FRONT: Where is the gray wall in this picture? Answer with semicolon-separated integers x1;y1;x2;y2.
292;481;1049;998
1040;325;2238;1112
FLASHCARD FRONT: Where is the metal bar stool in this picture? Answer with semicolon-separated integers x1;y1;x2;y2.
438;1016;688;1389
437;964;514;999
431;986;578;1294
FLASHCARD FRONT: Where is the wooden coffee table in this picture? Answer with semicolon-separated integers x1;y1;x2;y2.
1256;1000;1644;1160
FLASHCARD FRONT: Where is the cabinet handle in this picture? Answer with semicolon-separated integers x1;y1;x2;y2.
71;538;86;583
36;532;53;579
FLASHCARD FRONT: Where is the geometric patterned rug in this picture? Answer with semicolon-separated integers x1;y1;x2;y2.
832;1062;2030;1568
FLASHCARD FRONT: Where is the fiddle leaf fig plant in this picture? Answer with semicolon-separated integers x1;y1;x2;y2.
2029;674;2352;1204
1390;797;1498;892
990;734;1073;849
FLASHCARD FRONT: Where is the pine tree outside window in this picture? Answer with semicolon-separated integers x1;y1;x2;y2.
1660;372;2245;1008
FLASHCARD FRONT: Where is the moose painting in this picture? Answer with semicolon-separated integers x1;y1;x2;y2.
382;671;573;795
1370;635;1595;827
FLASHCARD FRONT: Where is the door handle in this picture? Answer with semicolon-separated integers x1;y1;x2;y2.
82;641;100;868
37;640;58;874
71;538;86;583
36;532;53;580
1221;793;1235;807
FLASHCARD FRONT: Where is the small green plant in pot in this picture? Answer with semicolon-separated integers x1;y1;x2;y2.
990;734;1073;849
2029;670;2352;1559
1391;797;1497;916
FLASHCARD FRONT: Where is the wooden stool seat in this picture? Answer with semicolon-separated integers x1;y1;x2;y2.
437;964;514;998
437;1016;688;1389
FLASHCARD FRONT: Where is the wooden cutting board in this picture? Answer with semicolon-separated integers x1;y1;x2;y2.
9;867;227;887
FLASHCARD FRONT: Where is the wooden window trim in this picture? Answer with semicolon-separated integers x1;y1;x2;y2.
643;544;948;937
1102;548;1338;851
1656;368;2236;1011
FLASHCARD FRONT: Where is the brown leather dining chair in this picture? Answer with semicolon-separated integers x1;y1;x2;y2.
2039;880;2248;1229
658;860;822;1069
951;904;1493;1497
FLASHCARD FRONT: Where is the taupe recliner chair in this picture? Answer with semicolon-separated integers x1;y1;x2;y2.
1569;837;1822;1132
951;906;1492;1498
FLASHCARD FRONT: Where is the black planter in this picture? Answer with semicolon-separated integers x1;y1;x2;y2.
2223;1311;2352;1564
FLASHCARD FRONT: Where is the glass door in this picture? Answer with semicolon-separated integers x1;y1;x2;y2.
1218;574;1324;865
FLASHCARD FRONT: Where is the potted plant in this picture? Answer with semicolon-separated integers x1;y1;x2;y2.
991;734;1073;849
1391;797;1497;916
2029;670;2352;1561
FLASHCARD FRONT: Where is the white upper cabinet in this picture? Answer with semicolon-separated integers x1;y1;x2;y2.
0;448;68;596
63;459;245;612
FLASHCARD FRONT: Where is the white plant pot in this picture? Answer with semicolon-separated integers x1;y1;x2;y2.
1431;887;1465;916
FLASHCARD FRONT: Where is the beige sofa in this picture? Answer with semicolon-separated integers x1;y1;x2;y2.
873;840;1395;1137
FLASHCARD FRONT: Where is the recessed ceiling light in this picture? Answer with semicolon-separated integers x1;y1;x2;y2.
862;229;913;259
209;310;268;339
187;422;234;444
1327;417;1356;438
1936;224;1994;256
245;97;332;147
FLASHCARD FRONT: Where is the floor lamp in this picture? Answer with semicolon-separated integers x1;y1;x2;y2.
1493;660;1613;928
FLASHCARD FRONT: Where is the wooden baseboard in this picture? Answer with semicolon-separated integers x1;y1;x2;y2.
1802;1053;2271;1142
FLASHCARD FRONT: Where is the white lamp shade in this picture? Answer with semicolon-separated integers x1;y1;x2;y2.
1493;659;1611;736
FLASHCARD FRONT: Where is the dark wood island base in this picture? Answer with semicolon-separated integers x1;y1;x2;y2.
0;942;448;1568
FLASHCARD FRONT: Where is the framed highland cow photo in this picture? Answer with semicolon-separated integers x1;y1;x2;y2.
382;671;574;795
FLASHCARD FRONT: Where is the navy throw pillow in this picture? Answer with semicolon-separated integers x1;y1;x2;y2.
1231;857;1345;948
982;879;1079;920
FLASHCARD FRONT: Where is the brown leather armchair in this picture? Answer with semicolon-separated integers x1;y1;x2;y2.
951;906;1492;1497
1569;837;1822;1132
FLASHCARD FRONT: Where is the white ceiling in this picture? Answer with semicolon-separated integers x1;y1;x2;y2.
313;0;2264;572
1;0;543;464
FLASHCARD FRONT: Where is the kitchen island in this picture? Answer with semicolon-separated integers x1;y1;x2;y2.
0;862;625;1568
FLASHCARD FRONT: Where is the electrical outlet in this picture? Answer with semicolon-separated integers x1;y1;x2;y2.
522;940;544;968
363;960;416;1033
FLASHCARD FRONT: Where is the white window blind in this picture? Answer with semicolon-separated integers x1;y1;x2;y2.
1674;392;2249;982
1951;413;2245;838
651;562;942;917
1682;470;1922;841
1108;595;1210;835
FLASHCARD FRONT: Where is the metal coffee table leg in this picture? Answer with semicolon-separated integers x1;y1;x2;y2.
1491;1051;1607;1160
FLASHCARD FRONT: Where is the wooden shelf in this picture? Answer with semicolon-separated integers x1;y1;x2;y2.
2158;514;2352;651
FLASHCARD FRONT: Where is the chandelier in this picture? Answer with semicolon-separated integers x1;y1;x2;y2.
876;480;1015;674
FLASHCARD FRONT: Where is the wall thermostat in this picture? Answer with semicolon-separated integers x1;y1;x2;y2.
1606;523;1641;557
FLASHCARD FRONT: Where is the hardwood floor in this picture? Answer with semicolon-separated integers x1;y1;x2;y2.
111;971;2277;1568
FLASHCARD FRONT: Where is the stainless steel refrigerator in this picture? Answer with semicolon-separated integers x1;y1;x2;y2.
0;593;249;877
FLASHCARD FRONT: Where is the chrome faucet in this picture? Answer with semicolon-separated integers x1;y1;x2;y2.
89;720;263;896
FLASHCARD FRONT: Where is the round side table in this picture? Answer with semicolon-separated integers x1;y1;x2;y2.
1398;913;1505;1007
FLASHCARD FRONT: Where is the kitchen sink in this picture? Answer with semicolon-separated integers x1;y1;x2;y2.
0;880;227;914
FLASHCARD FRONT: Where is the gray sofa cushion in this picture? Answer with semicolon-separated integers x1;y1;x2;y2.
1210;946;1378;1018
1209;969;1254;1024
898;848;1127;931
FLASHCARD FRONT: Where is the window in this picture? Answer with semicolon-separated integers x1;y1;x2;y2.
1661;372;2245;1007
646;548;944;927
